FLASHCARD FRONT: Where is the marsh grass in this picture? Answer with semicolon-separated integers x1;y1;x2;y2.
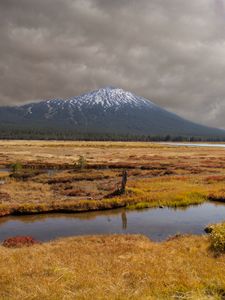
0;173;225;216
1;141;225;216
0;235;225;299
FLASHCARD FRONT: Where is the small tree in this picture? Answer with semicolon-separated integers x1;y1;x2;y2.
11;162;23;173
75;155;87;170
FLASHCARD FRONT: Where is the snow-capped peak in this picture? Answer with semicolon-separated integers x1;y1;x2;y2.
21;86;157;118
52;86;156;110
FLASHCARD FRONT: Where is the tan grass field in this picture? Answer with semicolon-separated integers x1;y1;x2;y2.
0;141;225;299
0;234;225;300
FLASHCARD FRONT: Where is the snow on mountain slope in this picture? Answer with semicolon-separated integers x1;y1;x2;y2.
0;86;225;138
65;86;156;109
23;86;157;116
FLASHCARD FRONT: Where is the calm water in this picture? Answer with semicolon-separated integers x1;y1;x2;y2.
0;168;57;175
0;168;11;173
0;202;225;242
162;142;225;148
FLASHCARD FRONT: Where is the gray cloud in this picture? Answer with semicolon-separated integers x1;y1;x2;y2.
0;0;225;128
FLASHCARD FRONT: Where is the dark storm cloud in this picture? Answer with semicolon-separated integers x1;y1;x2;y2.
0;0;225;128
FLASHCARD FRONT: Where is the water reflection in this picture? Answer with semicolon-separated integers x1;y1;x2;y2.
121;211;127;230
0;202;225;242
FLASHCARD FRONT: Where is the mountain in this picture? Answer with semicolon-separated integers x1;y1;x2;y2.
0;86;225;140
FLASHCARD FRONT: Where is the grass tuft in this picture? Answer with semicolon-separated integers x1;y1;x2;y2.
209;222;225;254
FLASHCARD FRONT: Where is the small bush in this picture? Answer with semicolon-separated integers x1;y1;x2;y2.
74;156;87;170
2;236;40;248
209;223;225;253
11;162;23;173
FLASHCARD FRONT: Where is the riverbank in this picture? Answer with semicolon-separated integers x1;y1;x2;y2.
0;234;225;300
2;172;225;217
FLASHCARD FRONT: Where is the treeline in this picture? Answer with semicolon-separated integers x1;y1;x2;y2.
1;127;225;142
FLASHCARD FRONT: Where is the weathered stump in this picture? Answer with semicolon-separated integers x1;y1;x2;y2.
121;170;128;194
105;170;128;198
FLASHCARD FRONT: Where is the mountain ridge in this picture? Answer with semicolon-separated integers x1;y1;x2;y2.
0;86;225;140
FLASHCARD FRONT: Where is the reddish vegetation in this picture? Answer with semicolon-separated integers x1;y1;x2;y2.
205;175;225;184
0;192;10;201
63;189;87;196
2;236;40;248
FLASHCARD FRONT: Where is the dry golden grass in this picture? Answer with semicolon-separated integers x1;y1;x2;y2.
0;234;225;300
0;171;8;178
0;140;224;171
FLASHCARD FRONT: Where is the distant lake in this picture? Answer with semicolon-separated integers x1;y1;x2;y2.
0;202;225;242
161;142;225;148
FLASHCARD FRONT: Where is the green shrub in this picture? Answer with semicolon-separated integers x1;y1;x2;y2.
75;156;87;170
11;162;23;173
209;222;225;253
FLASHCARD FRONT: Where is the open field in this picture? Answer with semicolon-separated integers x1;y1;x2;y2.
0;234;225;300
1;141;225;299
0;141;225;216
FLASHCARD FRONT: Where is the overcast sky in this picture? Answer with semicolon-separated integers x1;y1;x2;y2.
1;0;225;128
